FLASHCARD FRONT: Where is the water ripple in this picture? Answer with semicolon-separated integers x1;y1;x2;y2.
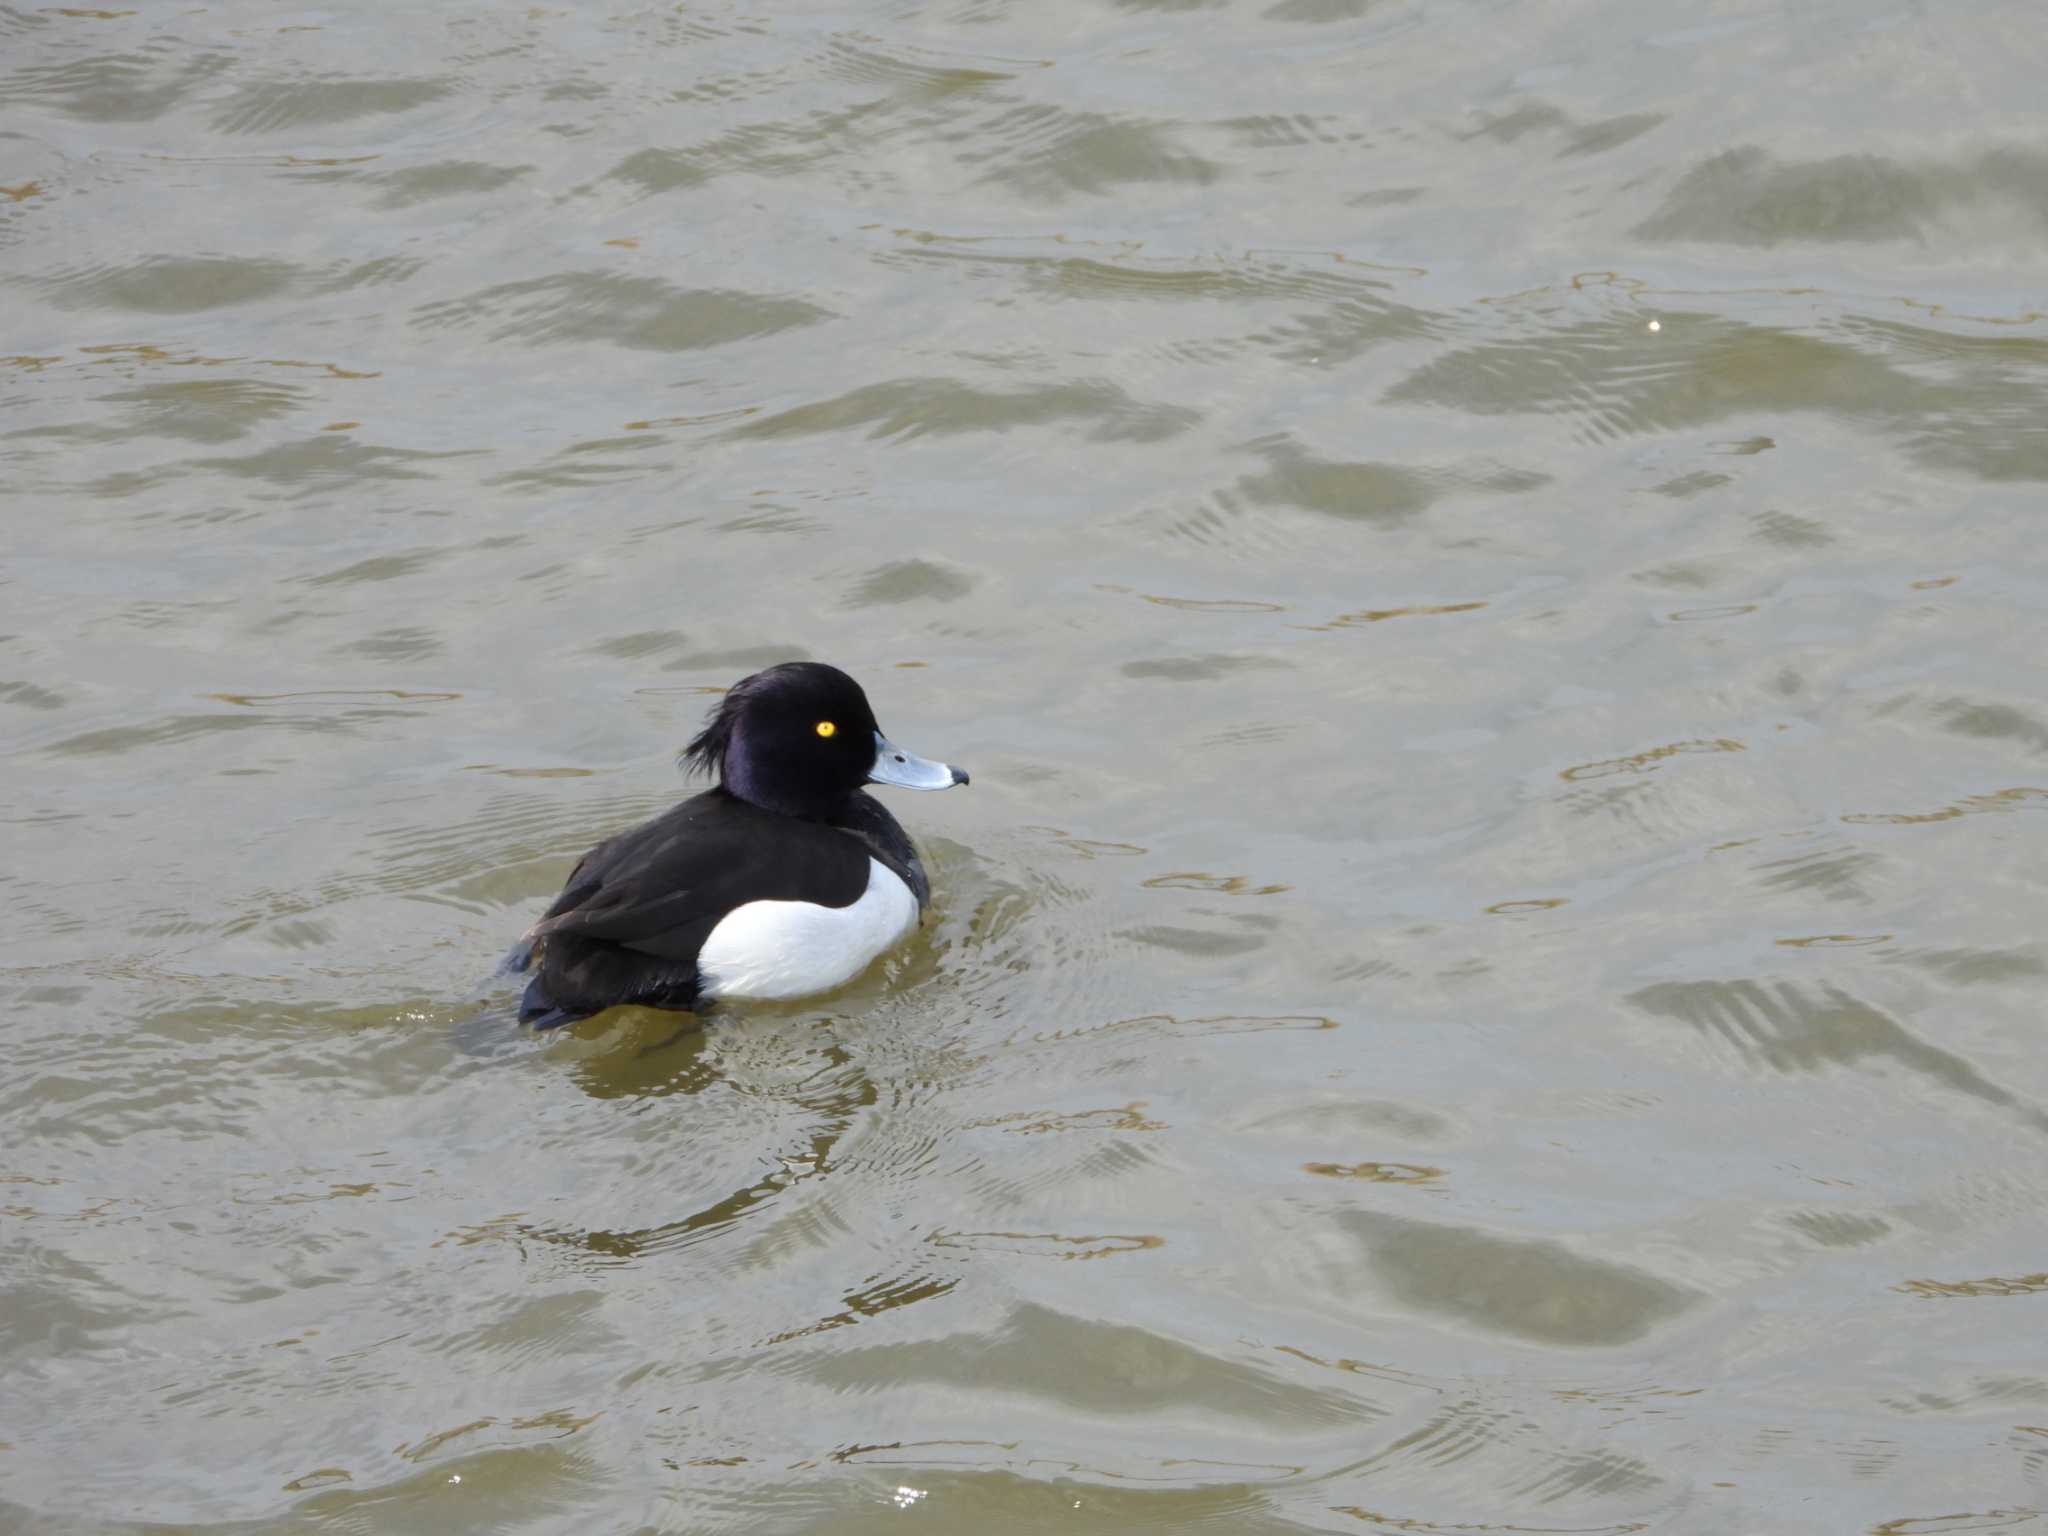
412;273;832;352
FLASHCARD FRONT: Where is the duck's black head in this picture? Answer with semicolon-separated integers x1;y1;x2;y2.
682;661;968;818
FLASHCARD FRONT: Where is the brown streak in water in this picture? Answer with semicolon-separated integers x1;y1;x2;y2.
393;1410;600;1463
321;421;359;432
1155;1456;1310;1477
232;1180;388;1206
1776;934;1892;948
564;1181;783;1262
1303;1161;1444;1183
395;1418;495;1461
1891;294;2048;327
759;1275;959;1346
1025;825;1148;859
1259;245;1428;279
1560;738;1746;782
1059;838;1146;858
605;237;641;249
1485;898;1567;915
1912;577;1958;590
280;1466;348;1490
1571;270;1641;293
1869;1513;2043;1535
1549;1384;1705;1403
925;1229;1164;1260
1330;1509;1648;1534
430;1214;530;1251
890;229;1127;250
1298;601;1487;632
260;359;382;379
70;345;377;381
210;689;462;706
82;343;238;367
1478;272;1639;307
830;1438;1020;1465
625;408;757;430
1143;872;1290;895
1139;593;1286;613
1668;604;1759;622
1261;1343;1441;1392
1;183;42;202
1896;1273;2048;1299
1844;788;2048;825
281;1469;351;1492
969;1102;1165;1134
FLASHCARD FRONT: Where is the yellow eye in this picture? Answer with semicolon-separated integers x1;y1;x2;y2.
815;720;837;738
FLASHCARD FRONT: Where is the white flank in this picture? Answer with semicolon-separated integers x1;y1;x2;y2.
695;858;920;1001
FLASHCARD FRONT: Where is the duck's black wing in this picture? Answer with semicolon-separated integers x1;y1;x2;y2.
516;789;872;1028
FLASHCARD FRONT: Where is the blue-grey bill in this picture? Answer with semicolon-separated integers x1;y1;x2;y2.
869;731;968;790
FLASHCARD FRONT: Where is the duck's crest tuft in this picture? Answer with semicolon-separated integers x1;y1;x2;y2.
679;698;734;780
678;665;794;780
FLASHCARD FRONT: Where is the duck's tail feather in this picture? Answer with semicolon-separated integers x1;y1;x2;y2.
519;973;590;1032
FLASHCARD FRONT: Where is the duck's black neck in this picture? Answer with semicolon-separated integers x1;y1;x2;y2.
721;735;855;820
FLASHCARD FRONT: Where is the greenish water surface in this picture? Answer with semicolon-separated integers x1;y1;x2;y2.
5;1;2048;1530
